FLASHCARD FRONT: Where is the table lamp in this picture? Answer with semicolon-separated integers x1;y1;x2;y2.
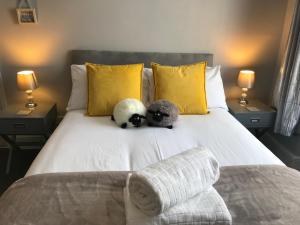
237;70;255;105
17;70;39;109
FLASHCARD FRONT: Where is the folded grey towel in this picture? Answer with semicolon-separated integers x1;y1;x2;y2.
125;184;232;225
129;147;220;216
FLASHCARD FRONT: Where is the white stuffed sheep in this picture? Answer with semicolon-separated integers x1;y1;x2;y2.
112;98;146;128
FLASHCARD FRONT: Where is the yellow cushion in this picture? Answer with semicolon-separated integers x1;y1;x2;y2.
152;62;208;115
87;63;143;116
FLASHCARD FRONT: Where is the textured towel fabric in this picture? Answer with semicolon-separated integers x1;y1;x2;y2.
125;185;232;225
128;147;220;216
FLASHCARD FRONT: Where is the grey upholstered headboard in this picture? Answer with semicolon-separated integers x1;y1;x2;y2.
71;50;213;67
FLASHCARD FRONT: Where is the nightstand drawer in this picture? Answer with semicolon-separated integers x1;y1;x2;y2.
0;118;45;135
234;113;276;128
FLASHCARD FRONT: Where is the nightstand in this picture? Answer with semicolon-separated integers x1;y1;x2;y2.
227;99;276;135
0;103;57;174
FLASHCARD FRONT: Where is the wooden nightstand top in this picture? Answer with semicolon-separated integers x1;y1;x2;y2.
227;99;276;129
0;103;56;119
227;99;276;114
0;103;57;136
0;103;57;175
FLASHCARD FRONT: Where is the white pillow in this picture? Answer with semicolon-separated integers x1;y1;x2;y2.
143;68;153;107
67;65;228;111
66;65;151;111
147;65;228;110
206;65;228;110
67;65;87;111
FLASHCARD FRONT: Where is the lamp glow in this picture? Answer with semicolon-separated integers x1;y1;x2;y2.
17;70;39;109
237;70;255;105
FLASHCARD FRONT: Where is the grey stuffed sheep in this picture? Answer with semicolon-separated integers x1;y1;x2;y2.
146;100;179;129
112;98;146;129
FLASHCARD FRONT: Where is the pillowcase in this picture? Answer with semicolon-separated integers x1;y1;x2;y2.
205;65;228;110
66;65;228;111
86;63;143;116
148;65;228;110
67;65;87;111
142;68;153;107
152;62;208;115
66;65;150;111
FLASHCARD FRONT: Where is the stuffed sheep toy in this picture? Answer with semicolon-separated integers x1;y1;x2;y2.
112;98;146;129
146;100;179;129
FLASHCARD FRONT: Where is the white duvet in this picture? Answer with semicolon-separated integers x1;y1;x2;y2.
26;109;283;176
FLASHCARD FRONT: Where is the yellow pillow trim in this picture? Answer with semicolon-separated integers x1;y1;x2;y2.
86;63;144;116
152;62;208;115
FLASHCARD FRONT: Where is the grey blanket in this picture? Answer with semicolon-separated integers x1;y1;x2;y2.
0;171;128;225
215;165;300;225
0;166;300;225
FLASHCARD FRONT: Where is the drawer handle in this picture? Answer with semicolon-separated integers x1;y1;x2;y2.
250;118;261;123
13;123;26;129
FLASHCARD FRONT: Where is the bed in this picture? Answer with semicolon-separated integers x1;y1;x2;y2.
25;50;283;176
3;51;297;225
26;108;283;176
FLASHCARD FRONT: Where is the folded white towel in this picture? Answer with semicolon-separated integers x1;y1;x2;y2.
129;147;220;216
124;184;232;225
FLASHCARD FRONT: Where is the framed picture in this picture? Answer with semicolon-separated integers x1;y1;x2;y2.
17;8;37;24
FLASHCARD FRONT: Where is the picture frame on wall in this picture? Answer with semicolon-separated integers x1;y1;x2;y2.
17;8;38;24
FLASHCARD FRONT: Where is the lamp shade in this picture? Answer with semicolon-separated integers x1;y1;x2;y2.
17;70;39;91
238;70;255;88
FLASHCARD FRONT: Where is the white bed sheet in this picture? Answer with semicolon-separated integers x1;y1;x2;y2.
26;109;283;176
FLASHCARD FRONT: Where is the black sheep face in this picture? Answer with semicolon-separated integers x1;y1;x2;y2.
129;114;146;127
148;110;169;122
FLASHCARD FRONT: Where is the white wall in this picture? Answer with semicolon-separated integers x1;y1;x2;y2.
0;0;289;113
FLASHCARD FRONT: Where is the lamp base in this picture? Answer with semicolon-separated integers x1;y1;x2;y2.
239;88;249;106
25;90;37;109
239;98;248;106
25;102;37;109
